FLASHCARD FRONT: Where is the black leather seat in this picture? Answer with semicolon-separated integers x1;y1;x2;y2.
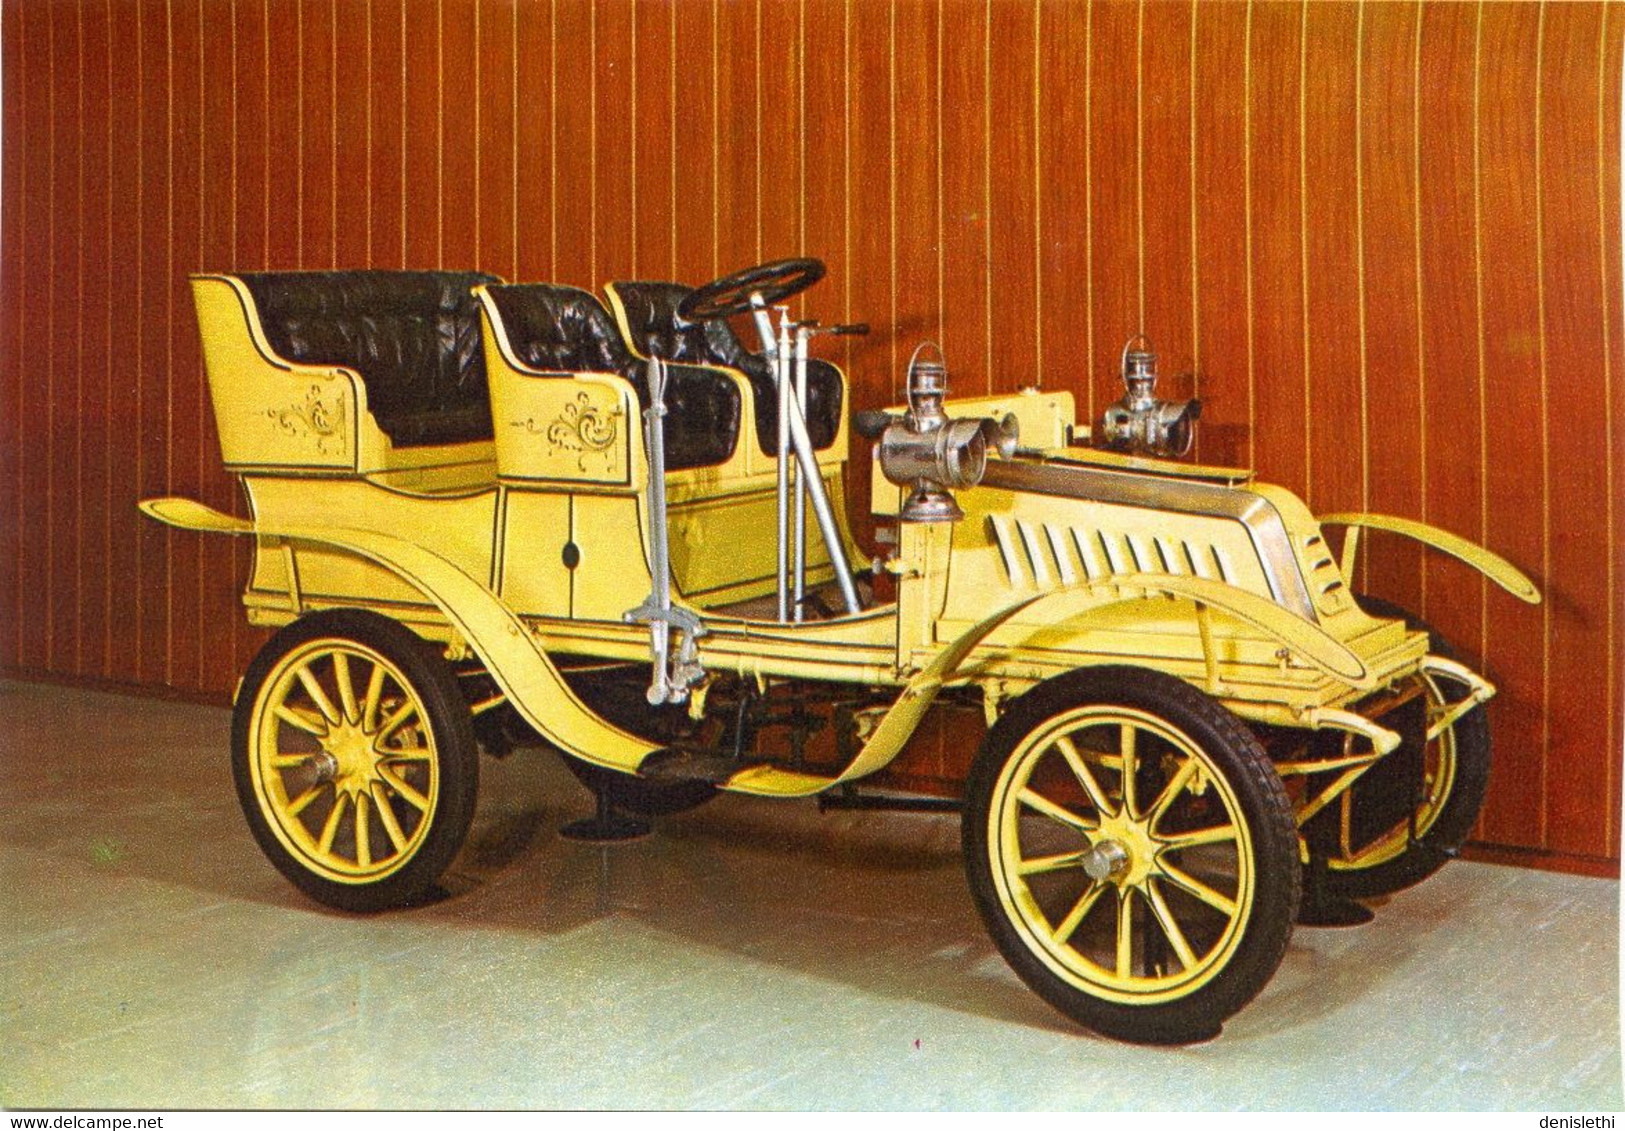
238;270;499;448
606;281;843;455
484;283;741;471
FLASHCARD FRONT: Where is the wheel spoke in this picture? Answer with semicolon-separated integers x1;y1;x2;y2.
370;782;409;854
361;662;386;733
379;765;429;812
272;703;328;737
1120;724;1139;818
375;699;419;744
1159;861;1238;918
1054;735;1115;816
317;791;349;854
1017;787;1098;834
1052;880;1108;945
295;664;342;726
285;781;326;818
1158;824;1238;851
1143;878;1199;972
1146;756;1200;831
333;652;359;725
380;746;433;763
270;751;317;769
354;791;371;868
1115;888;1135;979
1017;850;1088;877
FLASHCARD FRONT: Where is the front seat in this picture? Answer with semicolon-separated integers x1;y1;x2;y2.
603;280;844;456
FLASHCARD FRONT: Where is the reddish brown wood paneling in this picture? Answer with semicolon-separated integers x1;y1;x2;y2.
1;0;1619;873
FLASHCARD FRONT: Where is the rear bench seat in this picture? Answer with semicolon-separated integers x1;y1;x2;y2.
191;269;500;480
237;270;499;448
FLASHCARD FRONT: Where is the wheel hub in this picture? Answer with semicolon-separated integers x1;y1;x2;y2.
1090;810;1162;889
320;722;384;794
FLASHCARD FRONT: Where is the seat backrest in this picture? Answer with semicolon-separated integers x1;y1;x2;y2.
238;270;499;448
485;283;742;471
605;280;844;455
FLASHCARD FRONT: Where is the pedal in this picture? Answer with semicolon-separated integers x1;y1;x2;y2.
638;747;741;784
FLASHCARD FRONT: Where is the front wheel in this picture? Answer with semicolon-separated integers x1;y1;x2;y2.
231;609;480;912
963;667;1300;1044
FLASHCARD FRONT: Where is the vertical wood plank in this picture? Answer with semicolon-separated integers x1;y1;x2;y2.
629;0;674;282
671;0;716;283
939;0;990;391
1244;0;1306;497
1085;1;1138;417
1476;1;1546;847
368;0;405;267
401;0;438;267
440;0;478;271
471;0;516;280
1190;0;1251;470
104;0;142;682
1538;1;1611;860
1300;0;1362;516
986;0;1036;393
169;0;204;690
1139;0;1194;396
48;0;84;675
300;0;335;267
198;0;241;694
333;0;372;268
0;0;22;672
513;0;553;280
551;0;594;285
1035;0;1088;401
592;0;633;287
137;0;173;685
1605;3;1625;862
78;0;113;679
1357;0;1425;615
1414;3;1484;660
20;0;51;674
890;0;939;384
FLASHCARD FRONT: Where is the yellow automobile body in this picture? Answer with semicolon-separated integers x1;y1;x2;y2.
144;264;1538;1043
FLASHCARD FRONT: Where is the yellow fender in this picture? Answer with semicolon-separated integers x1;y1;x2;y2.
1318;512;1541;605
141;499;1372;800
728;571;1375;798
139;496;662;774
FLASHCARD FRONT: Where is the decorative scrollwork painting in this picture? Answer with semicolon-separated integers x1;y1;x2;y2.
267;385;347;455
513;391;620;471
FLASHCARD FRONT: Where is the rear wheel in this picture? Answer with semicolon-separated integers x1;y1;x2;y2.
231;610;479;912
963;667;1300;1044
1317;596;1491;899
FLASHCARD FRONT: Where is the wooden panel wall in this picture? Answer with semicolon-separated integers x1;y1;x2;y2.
1;0;1619;873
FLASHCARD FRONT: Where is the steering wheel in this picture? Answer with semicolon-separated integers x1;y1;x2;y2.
677;257;826;320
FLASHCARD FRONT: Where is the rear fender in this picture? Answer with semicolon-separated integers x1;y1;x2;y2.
1318;512;1541;605
139;496;659;772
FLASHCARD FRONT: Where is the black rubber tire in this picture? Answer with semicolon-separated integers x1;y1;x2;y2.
1320;596;1491;899
560;755;718;818
963;666;1300;1045
231;609;480;913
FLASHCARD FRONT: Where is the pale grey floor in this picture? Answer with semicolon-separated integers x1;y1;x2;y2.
0;680;1619;1111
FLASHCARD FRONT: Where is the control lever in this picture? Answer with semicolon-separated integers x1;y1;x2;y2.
830;323;870;336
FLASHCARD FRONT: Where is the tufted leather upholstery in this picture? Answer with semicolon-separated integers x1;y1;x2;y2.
239;270;499;448
607;281;844;455
486;283;740;470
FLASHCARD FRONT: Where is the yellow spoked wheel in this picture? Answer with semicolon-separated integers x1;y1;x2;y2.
1319;597;1490;898
964;667;1299;1044
232;610;479;912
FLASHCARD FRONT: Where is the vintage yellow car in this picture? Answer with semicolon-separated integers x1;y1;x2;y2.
142;258;1539;1044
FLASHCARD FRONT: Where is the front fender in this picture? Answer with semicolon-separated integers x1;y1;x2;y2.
1317;511;1541;604
139;496;661;773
